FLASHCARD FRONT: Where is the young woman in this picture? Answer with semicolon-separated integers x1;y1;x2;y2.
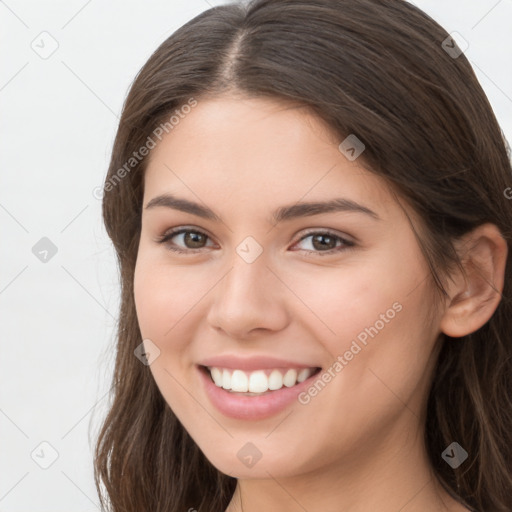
94;1;512;511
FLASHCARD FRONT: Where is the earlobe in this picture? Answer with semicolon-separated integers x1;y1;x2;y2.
439;223;508;338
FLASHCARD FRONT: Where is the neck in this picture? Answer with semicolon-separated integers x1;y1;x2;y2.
225;422;469;512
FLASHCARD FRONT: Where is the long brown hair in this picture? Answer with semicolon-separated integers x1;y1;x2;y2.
94;1;512;510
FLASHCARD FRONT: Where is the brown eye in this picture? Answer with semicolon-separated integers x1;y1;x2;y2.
157;228;214;253
310;233;338;251
181;231;207;249
292;230;355;256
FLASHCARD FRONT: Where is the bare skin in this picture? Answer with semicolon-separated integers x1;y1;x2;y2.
133;94;507;512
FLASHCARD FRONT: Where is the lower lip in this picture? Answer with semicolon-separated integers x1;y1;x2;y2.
197;365;321;420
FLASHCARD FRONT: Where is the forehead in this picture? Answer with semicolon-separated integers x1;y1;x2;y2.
143;95;396;219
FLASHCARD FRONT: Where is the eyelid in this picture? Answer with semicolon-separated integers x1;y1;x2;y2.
290;228;355;255
295;227;355;244
154;225;216;251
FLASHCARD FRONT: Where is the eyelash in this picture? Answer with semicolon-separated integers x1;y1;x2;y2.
155;227;355;256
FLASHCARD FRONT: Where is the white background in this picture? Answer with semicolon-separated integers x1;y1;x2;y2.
1;1;511;510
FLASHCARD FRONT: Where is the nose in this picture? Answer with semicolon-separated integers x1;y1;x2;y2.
206;249;289;340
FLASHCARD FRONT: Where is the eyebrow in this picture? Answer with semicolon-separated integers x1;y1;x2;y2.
144;193;381;223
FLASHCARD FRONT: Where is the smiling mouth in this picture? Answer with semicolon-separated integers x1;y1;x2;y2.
199;365;322;396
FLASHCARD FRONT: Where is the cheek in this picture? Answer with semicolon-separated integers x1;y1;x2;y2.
133;254;210;421
281;250;416;349
133;252;210;342
315;281;435;431
286;245;435;406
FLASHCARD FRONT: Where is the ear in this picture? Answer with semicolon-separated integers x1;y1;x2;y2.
439;223;508;338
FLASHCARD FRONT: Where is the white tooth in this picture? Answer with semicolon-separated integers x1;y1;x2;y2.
210;367;223;386
283;369;298;387
231;370;249;392
213;367;314;393
222;369;232;390
248;370;269;393
297;368;312;383
268;369;284;390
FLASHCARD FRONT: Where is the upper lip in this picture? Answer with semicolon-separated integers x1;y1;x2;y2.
198;354;321;372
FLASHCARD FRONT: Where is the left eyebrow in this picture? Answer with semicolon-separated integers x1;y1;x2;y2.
144;193;381;224
272;198;381;223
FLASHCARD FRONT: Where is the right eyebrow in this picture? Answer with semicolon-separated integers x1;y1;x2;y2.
145;194;222;221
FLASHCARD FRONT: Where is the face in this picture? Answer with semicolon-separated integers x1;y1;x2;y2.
133;95;442;479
